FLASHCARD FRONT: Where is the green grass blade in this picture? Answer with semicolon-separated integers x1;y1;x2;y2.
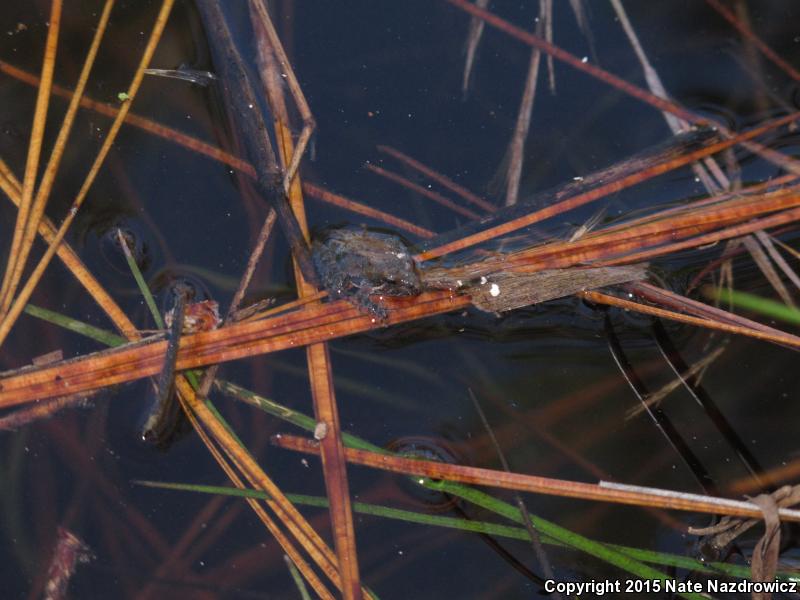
24;303;127;347
136;479;793;587
117;229;163;328
284;554;312;600
703;285;800;326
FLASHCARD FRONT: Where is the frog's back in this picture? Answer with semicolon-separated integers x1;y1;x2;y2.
311;226;422;317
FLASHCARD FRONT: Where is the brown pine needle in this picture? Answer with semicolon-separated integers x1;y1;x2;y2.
743;234;796;308
302;182;434;238
540;201;800;270
0;159;137;338
176;381;338;599
582;289;800;348
446;0;704;125
705;0;800;82
271;434;800;523
0;0;63;312
174;376;347;597
365;162;480;219
445;0;800;180
0;292;469;408
0;61;423;237
755;229;800;293
376;145;495;212
6;0;115;319
610;0;727;194
0;0;176;349
0;158;22;197
270;67;364;597
0;56;254;173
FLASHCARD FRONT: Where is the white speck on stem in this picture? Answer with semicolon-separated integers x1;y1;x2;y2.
314;422;328;440
489;283;500;297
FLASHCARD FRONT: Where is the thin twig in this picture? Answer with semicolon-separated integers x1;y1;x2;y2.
504;7;544;207
468;389;559;594
197;209;277;399
194;0;317;285
249;0;316;192
461;0;490;94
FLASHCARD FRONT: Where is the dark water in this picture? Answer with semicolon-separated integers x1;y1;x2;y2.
1;1;799;598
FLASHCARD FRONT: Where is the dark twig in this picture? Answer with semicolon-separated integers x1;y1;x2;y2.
141;282;190;446
194;0;318;285
602;313;719;495
650;320;767;489
197;209;277;399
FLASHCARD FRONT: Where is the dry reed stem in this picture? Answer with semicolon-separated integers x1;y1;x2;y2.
0;0;176;349
272;434;800;523
418;111;800;261
0;0;62;311
7;0;115;319
504;7;544;207
496;188;800;271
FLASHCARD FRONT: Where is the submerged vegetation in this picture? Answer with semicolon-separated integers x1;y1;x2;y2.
1;1;800;598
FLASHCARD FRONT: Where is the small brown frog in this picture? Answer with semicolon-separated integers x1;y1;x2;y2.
312;227;422;318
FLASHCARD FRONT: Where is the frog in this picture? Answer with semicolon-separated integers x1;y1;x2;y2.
311;227;422;319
